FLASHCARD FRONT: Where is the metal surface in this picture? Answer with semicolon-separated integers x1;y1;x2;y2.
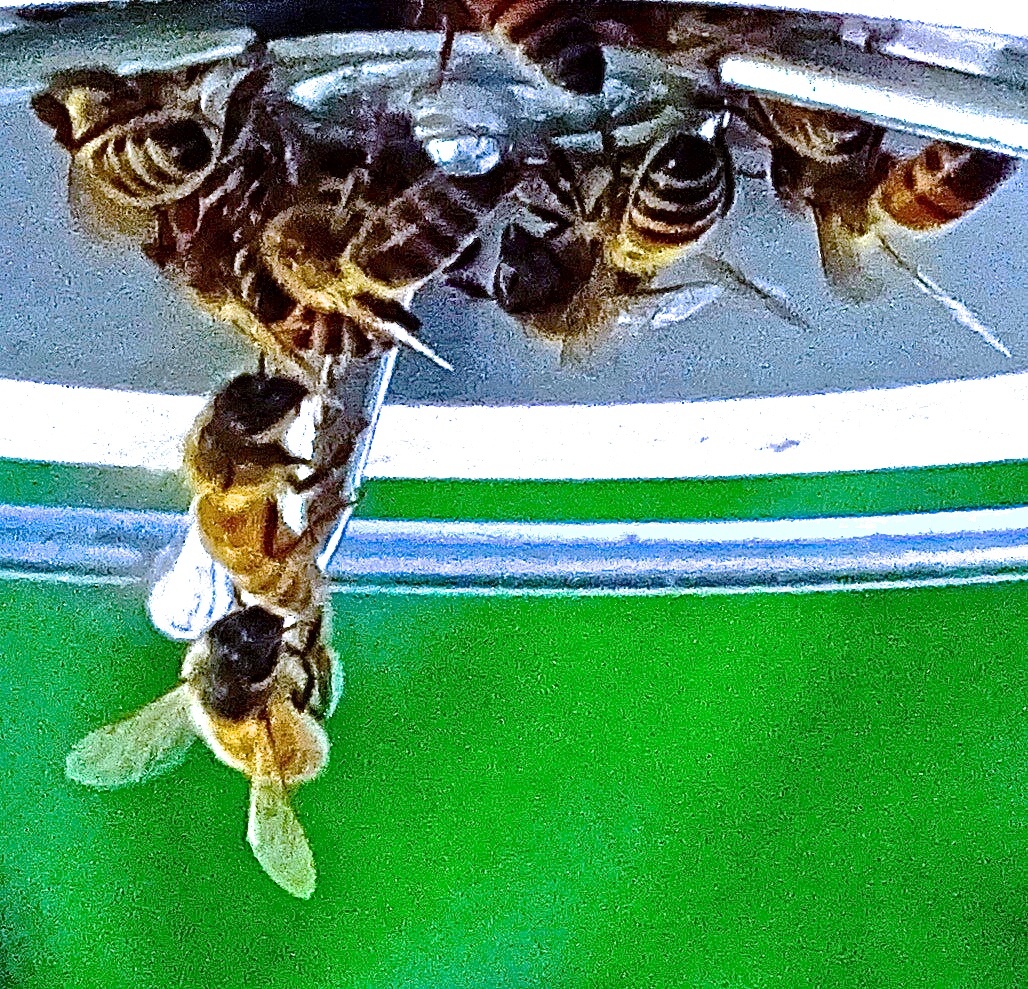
9;502;1028;593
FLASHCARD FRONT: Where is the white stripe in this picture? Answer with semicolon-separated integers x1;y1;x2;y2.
0;372;1027;480
364;373;1028;479
345;506;1028;543
0;380;204;472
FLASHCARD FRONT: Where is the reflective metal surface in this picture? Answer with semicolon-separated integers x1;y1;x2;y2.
6;501;1028;593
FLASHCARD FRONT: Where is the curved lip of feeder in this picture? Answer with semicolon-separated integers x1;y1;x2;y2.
4;502;1028;595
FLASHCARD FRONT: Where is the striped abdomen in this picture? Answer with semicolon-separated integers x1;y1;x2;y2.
148;94;303;327
352;168;506;289
874;142;1018;232
751;98;880;165
196;494;322;617
461;0;604;94
76;115;217;209
610;130;732;277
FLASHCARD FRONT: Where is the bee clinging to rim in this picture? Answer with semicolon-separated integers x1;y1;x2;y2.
450;112;809;356
66;605;340;898
31;57;258;237
256;155;517;379
454;0;606;95
184;368;363;620
31;48;488;389
746;96;1019;356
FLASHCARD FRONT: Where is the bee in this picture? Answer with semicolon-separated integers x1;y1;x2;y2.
450;114;808;352
255;156;516;379
33;49;514;386
184;369;362;618
66;605;338;898
30;57;258;237
746;96;1019;350
453;0;606;94
873;140;1020;234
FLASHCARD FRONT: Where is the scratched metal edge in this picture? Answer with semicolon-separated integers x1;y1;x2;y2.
5;502;1028;591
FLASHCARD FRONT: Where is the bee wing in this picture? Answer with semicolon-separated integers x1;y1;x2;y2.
696;256;813;331
247;728;316;899
66;684;197;789
811;204;881;302
640;282;725;329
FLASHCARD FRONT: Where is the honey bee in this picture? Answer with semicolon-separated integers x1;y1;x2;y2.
30;57;259;237
32;48;517;386
66;605;338;898
255;156;516;378
506;122;731;330
184;369;362;618
747;96;1019;349
454;0;606;94
450;114;808;351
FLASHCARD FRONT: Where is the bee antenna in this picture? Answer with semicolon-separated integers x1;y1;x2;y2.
389;323;455;372
876;234;1011;359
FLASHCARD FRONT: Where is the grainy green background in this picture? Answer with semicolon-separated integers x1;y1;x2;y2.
0;463;1025;988
1;579;1026;988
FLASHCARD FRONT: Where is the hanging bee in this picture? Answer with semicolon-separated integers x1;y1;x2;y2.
255;154;516;379
31;48;512;389
453;0;606;94
449;113;808;354
746;96;1019;353
184;369;363;619
30;56;261;238
66;605;338;898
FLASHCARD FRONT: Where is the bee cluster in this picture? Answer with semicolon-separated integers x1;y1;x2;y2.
34;2;1020;897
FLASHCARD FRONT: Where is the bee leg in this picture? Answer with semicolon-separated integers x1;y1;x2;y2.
434;5;457;89
292;654;316;714
286;616;326;714
549;145;589;220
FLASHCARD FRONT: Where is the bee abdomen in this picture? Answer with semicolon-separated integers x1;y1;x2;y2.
233;244;294;323
625;132;730;246
462;0;604;94
354;173;495;288
79;117;215;207
876;142;1018;231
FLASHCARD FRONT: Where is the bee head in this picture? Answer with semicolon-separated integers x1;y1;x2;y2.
31;67;142;149
201;606;285;720
494;223;594;315
527;18;605;96
213;373;309;438
651;132;721;185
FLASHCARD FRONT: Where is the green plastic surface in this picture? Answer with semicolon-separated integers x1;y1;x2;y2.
3;457;1028;521
1;577;1025;988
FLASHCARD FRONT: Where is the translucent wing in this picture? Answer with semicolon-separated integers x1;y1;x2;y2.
639;282;724;329
876;234;1011;358
811;204;881;302
697;256;813;331
247;728;317;899
66;684;197;789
